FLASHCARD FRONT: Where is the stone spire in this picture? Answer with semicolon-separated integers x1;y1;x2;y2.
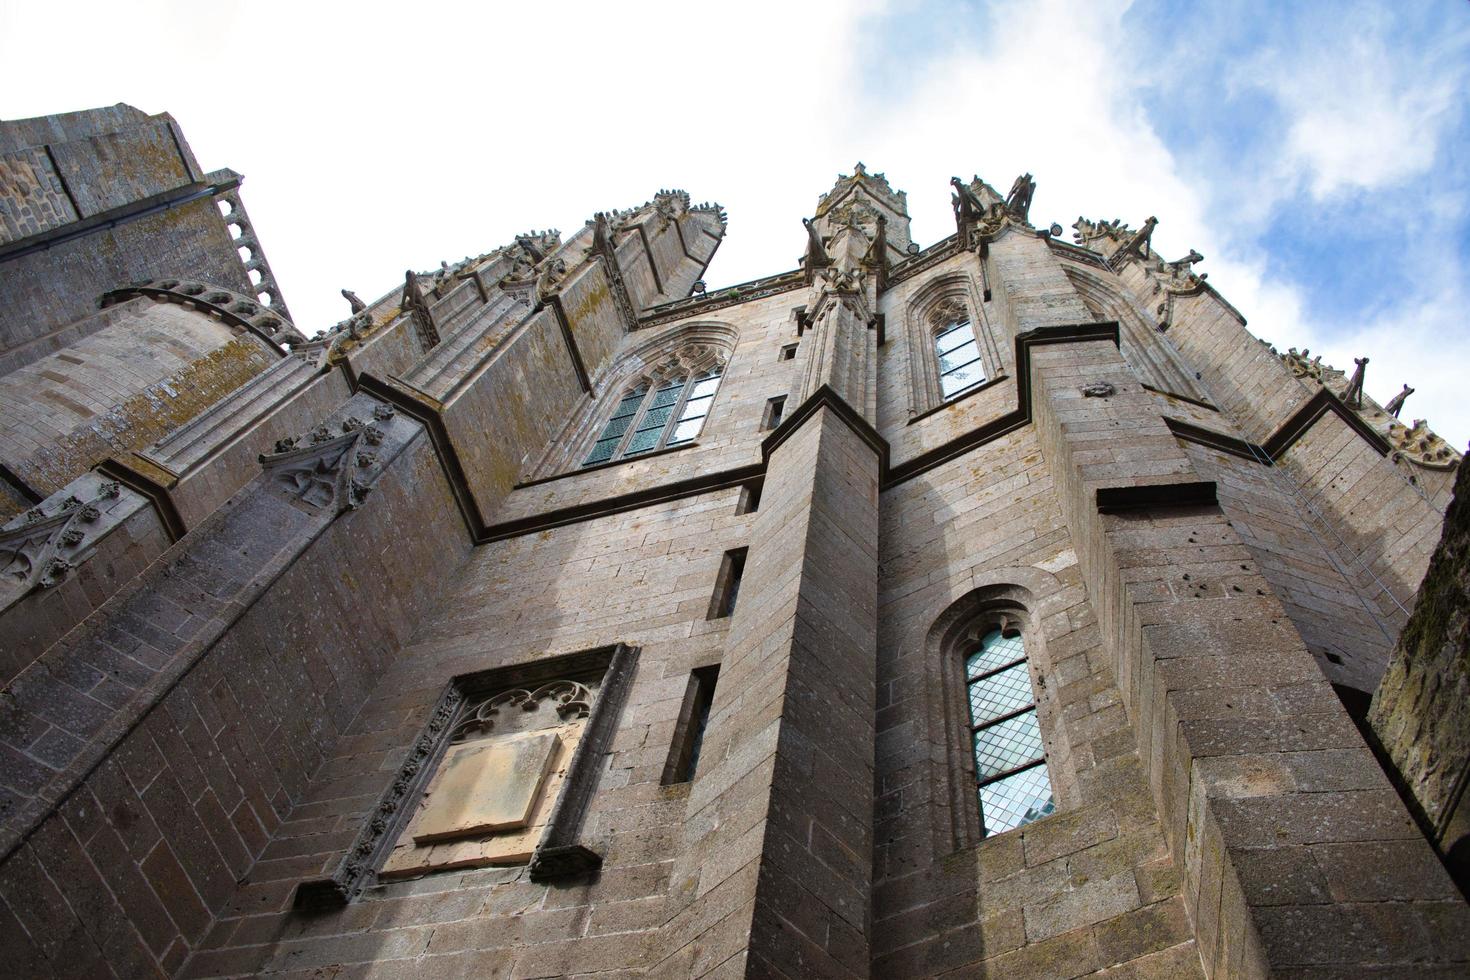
812;162;912;261
791;164;901;423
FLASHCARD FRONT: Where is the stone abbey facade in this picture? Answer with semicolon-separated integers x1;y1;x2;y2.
0;104;1468;977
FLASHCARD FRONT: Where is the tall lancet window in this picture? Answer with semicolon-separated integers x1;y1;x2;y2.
582;364;724;467
935;314;986;399
965;623;1054;836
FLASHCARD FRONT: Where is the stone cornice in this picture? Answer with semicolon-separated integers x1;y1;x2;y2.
635;270;806;329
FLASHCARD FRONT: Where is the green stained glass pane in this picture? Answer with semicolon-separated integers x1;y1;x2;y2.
966;630;1024;677
967;662;1034;722
584;439;617;465
973;710;1044;780
624;428;660;454
651;383;684;408
638;405;674;430
611;390;645;419
980;763;1055;836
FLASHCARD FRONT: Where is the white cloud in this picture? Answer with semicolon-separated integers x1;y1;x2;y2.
0;0;1464;448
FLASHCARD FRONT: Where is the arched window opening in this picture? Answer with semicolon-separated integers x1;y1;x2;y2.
965;621;1054;836
580;364;723;468
935;314;985;399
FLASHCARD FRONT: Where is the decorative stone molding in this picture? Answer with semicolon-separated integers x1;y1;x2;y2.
636;270;806;329
592;212;640;330
0;474;135;609
259;400;402;513
296;645;638;907
449;681;594;742
100;277;306;348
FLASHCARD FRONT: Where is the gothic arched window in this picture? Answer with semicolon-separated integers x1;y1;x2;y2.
933;303;986;400
582;365;723;467
965;621;1055;836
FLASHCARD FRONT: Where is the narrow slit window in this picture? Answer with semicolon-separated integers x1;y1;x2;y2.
736;483;761;515
664;665;720;784
762;396;786;431
935;318;985;399
966;627;1054;837
780;343;798;361
708;547;748;620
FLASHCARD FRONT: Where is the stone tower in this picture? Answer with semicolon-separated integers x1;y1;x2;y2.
0;108;1467;978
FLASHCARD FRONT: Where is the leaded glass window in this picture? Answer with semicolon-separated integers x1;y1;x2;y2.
935;318;985;399
581;365;723;467
966;628;1054;836
584;386;646;465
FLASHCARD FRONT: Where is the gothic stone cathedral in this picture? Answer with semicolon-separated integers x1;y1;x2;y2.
0;104;1467;979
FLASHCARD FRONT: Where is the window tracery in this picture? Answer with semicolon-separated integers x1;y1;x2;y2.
581;354;724;467
903;274;999;418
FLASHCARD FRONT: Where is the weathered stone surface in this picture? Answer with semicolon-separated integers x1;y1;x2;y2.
0;111;1463;978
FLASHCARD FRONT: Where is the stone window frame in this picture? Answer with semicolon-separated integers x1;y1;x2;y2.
579;359;725;468
526;322;737;480
904;272;1002;419
295;643;640;907
962;617;1056;839
929;587;1068;854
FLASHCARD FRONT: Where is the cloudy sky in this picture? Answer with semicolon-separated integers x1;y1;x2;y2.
3;0;1467;446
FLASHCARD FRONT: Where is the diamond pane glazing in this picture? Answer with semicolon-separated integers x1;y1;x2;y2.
638;405;674;430
980;763;1055;836
584;440;616;465
966;631;1025;677
973;710;1044;780
968;662;1034;722
601;416;632;440
651;383;684;408
612;392;645;418
624;428;660;454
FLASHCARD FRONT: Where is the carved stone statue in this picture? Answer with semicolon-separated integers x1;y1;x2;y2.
950;176;986;224
803;218;832;268
341;289;366;314
1004;173;1035;221
1117;217;1158;259
1344;357;1368;408
1384;384;1414;418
